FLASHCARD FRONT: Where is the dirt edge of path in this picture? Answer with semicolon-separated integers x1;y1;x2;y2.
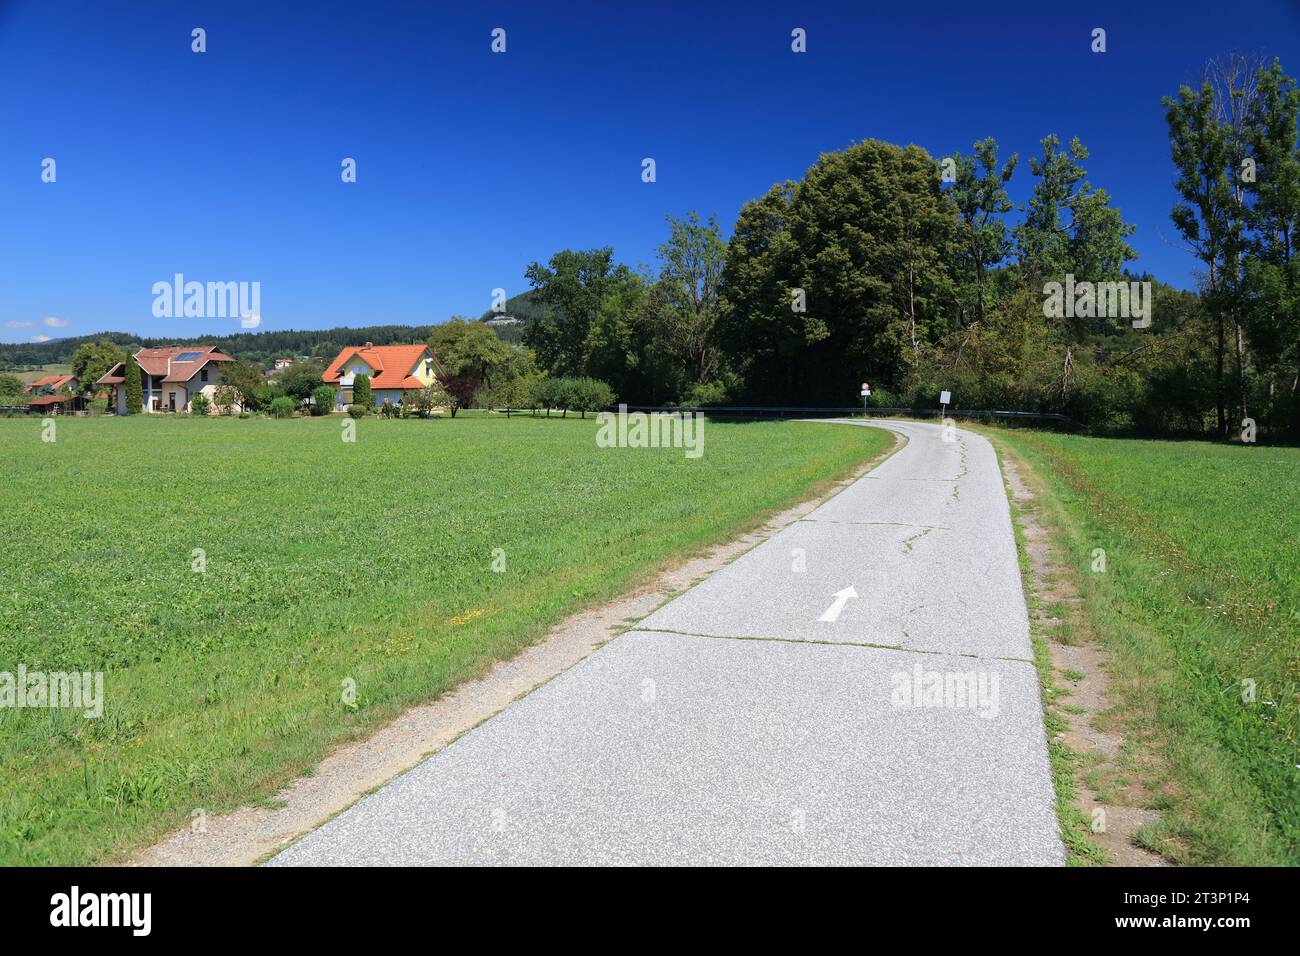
127;428;903;866
988;433;1165;867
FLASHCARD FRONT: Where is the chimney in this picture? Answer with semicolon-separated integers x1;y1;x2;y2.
364;342;373;348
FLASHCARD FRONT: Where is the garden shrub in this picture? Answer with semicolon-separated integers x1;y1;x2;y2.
269;396;296;419
310;385;335;416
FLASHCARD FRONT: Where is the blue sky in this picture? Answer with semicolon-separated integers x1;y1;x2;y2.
3;0;1300;344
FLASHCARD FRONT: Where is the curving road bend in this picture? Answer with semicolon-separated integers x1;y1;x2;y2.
269;419;1063;866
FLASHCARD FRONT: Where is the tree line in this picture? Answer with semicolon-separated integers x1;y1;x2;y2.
475;53;1298;438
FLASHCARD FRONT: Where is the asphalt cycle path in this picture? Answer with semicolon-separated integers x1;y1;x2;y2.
270;419;1062;866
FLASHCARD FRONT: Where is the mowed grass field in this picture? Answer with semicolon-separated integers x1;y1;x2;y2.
0;414;892;865
989;428;1300;865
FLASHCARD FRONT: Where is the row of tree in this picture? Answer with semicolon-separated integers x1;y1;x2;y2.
483;53;1298;438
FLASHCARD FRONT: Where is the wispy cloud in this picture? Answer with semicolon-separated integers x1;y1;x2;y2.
43;316;69;328
30;334;52;342
4;321;34;329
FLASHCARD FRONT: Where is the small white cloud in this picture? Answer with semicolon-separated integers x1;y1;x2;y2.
43;316;69;328
30;335;52;342
240;313;261;329
4;321;34;329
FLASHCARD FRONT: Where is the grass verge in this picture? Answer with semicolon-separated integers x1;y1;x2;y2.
976;424;1298;866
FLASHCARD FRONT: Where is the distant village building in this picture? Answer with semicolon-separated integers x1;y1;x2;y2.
321;342;446;409
23;374;84;413
97;346;233;413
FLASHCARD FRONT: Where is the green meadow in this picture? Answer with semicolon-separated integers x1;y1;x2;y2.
990;428;1300;865
0;414;892;865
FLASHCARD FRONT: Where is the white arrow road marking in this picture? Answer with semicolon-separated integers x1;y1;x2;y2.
818;586;858;623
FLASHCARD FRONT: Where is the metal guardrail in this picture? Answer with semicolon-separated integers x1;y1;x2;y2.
496;405;1079;425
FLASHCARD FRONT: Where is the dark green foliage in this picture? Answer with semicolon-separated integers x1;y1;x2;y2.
717;139;959;403
70;340;126;395
189;393;210;416
352;374;372;408
948;138;1018;325
277;361;328;401
220;359;269;412
123;356;143;415
310;385;335;416
269;396;296;419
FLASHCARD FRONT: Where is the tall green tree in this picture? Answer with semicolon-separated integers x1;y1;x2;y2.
948;138;1018;325
523;248;636;376
352;373;372;408
1243;58;1300;430
430;317;512;386
276;361;328;401
580;272;653;397
1015;134;1136;288
1164;60;1265;435
1015;134;1137;396
429;316;512;414
70;339;126;396
123;355;143;414
718;139;959;403
655;212;728;386
219;358;269;412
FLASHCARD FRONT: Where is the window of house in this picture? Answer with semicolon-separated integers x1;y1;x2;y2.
200;369;208;382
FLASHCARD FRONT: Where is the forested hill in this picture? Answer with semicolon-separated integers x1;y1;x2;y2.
0;324;437;368
476;290;547;344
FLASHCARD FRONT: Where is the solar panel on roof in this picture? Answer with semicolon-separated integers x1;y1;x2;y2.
174;351;203;362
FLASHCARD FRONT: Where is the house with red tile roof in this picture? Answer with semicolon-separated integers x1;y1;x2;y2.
97;346;234;414
23;373;78;395
321;342;446;409
21;374;84;413
27;392;84;414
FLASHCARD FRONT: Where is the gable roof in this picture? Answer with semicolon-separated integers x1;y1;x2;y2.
322;343;445;390
97;364;125;385
139;346;234;382
96;346;233;385
24;374;77;394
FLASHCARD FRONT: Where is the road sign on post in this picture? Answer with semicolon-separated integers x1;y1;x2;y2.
861;382;870;415
940;389;951;418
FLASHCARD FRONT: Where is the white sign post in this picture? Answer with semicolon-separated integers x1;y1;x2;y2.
939;389;951;418
860;382;870;415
